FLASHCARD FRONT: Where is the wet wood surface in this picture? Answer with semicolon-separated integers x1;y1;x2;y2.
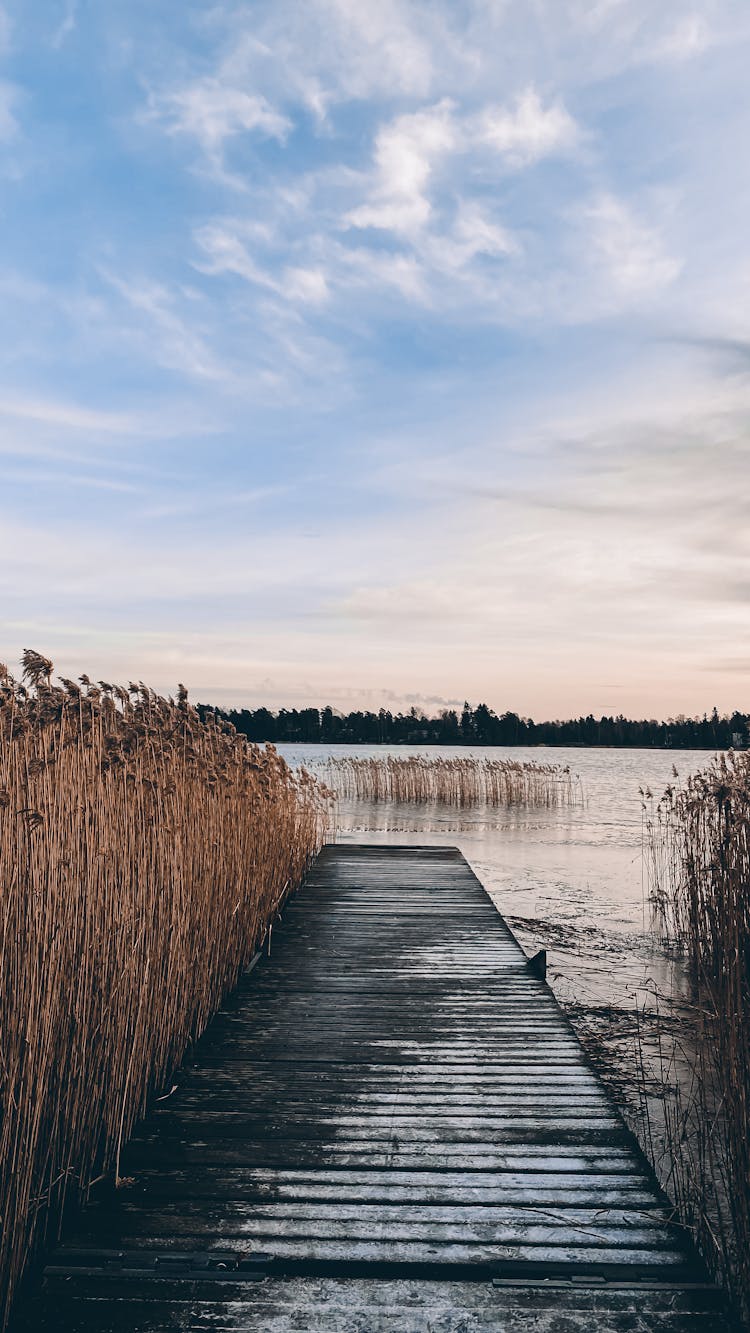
14;844;732;1331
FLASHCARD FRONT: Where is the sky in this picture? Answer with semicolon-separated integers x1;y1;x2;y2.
1;0;749;719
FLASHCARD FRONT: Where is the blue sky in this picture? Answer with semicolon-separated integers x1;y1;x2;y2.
1;0;749;716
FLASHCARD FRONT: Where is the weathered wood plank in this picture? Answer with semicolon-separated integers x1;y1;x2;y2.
75;1200;677;1235
53;1234;695;1270
12;1282;733;1333
92;1174;662;1207
124;1143;655;1171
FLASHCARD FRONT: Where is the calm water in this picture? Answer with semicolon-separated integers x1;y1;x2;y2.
278;744;712;1012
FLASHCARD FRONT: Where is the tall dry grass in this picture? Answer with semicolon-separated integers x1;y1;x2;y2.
0;651;328;1327
325;753;580;807
644;751;750;1321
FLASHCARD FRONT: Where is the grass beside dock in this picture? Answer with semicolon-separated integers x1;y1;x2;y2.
324;753;580;806
644;750;750;1323
0;651;328;1329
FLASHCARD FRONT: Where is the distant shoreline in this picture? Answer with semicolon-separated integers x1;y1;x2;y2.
275;739;739;751
198;701;748;753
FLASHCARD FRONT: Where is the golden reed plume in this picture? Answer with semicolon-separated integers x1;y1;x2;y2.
645;751;750;1320
325;753;580;807
0;654;329;1327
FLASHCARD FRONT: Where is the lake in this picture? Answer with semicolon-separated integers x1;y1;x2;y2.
278;744;710;1016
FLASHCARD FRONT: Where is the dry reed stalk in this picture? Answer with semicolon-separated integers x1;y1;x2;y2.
643;752;750;1322
324;753;580;808
0;652;329;1328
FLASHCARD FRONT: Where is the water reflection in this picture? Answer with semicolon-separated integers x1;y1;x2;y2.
281;743;708;1014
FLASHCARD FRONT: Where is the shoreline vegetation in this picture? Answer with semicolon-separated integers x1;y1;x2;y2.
324;753;581;807
0;651;329;1330
203;700;749;751
642;752;750;1325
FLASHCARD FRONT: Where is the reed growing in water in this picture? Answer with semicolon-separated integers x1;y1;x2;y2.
644;751;750;1321
0;651;328;1328
325;753;579;807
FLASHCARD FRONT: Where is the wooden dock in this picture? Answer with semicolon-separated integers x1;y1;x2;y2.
15;845;731;1331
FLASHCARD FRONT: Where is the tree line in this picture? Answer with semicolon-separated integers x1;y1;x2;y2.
198;701;749;750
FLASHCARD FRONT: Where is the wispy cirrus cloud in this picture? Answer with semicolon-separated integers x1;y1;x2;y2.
0;79;19;140
654;14;712;62
312;0;438;99
50;0;78;49
475;89;579;165
180;85;585;328
345;90;579;239
576;193;682;304
195;225;330;307
98;269;235;381
153;80;290;160
0;392;139;433
345;98;459;236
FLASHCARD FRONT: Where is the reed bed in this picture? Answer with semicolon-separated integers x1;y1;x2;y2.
0;652;328;1328
324;754;580;807
644;751;750;1321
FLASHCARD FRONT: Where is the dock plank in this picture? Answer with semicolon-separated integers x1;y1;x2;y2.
12;845;731;1331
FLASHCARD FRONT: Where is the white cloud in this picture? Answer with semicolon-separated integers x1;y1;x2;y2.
437;201;518;268
336;243;427;300
100;271;230;380
194;225;270;286
197;219;441;311
155;79;290;156
654;14;711;62
195;225;330;306
0;80;19;140
282;266;330;304
147;0;443;174
51;0;77;48
581;193;682;297
574;0;630;28
0;393;137;434
345;88;578;242
319;0;436;98
476;88;579;165
345;99;457;236
3;466;140;493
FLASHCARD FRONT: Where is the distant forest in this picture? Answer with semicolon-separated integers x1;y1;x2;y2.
198;701;749;750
